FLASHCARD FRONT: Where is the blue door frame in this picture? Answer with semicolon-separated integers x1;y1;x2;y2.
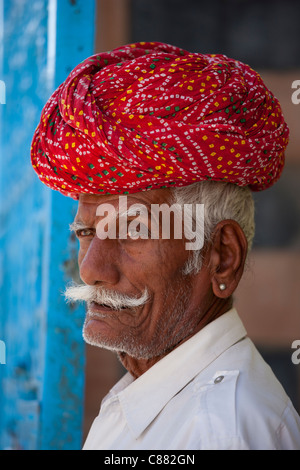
0;0;96;450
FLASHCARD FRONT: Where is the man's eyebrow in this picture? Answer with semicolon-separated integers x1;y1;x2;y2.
69;202;152;232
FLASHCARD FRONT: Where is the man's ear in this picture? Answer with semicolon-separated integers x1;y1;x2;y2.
209;220;248;298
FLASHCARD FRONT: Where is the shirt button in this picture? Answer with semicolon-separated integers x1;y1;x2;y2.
214;375;224;384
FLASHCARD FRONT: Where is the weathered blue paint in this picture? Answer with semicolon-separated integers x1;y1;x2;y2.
0;0;51;450
39;0;96;451
0;0;95;450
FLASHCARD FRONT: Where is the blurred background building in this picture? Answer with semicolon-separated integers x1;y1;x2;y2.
0;0;299;450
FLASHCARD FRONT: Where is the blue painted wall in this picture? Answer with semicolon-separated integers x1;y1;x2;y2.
0;0;95;450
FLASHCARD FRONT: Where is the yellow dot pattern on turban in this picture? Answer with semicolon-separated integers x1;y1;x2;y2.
31;42;289;197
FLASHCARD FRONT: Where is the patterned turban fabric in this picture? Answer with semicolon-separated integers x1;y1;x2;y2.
31;41;289;197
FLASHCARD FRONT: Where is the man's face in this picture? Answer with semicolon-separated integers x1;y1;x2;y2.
73;188;212;360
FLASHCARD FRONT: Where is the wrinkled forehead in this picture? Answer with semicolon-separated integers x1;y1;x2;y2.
76;187;174;220
78;187;174;207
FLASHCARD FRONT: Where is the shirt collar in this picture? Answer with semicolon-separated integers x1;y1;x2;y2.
110;308;247;439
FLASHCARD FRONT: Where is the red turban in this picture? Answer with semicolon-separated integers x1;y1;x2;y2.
31;41;289;197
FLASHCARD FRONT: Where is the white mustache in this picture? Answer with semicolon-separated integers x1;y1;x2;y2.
64;283;150;311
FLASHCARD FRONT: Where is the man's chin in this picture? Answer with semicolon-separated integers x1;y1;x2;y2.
82;322;164;360
82;316;137;355
83;326;121;352
83;317;119;350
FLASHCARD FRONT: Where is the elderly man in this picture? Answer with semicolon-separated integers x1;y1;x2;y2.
31;42;300;450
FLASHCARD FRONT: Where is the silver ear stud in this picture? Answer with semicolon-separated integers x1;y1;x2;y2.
219;283;226;291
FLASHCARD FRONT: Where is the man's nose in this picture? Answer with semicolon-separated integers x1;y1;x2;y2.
79;237;120;286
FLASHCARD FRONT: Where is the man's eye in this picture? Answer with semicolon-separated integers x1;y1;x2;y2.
76;228;95;238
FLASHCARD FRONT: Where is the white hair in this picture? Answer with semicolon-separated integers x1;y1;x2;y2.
64;284;150;311
172;181;255;274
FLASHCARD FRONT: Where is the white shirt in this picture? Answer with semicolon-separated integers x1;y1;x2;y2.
83;308;300;450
